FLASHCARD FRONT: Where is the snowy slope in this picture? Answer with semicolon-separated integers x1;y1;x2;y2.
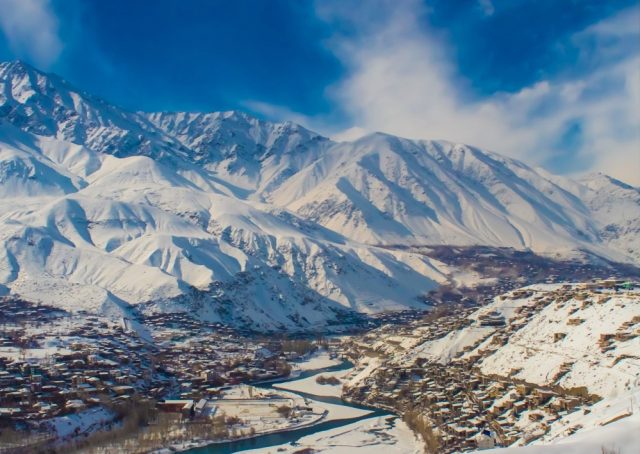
474;289;639;399
486;389;640;453
413;283;640;399
350;283;640;452
0;119;443;330
146;116;637;262
577;173;640;262
0;60;638;330
266;134;618;258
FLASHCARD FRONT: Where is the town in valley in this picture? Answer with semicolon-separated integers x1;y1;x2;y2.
0;276;638;453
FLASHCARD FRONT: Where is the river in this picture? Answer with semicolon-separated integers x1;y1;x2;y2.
185;360;390;453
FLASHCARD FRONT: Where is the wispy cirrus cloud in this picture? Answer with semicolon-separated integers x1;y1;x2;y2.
242;100;321;130
0;0;62;68
313;0;640;185
478;0;495;17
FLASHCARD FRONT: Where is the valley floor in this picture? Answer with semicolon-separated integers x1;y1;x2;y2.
0;279;638;453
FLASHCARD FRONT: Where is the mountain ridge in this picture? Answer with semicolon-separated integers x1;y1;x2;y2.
0;60;637;330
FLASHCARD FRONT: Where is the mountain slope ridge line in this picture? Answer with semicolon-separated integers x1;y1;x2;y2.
0;59;638;330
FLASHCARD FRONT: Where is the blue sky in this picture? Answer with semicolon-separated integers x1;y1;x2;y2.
0;0;638;184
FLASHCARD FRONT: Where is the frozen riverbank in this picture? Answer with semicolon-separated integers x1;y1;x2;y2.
184;360;390;454
241;415;423;454
274;367;355;398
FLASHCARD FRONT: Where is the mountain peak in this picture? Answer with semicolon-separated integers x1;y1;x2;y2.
0;59;48;98
0;59;72;91
0;59;38;74
144;109;329;170
581;172;637;192
0;61;183;158
0;58;97;109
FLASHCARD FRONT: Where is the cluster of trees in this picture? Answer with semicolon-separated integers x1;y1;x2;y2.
276;405;293;418
281;339;316;355
277;360;292;376
0;398;159;453
62;406;253;453
315;375;341;385
0;426;52;452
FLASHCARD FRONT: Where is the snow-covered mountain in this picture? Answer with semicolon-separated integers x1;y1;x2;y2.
145;111;638;262
0;119;444;331
264;134;597;252
0;61;637;330
0;60;185;159
145;111;332;195
576;173;640;261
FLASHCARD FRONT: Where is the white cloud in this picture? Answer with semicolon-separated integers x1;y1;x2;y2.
0;0;62;68
242;100;319;129
478;0;495;17
314;0;640;185
580;5;640;39
331;126;369;142
243;99;363;141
